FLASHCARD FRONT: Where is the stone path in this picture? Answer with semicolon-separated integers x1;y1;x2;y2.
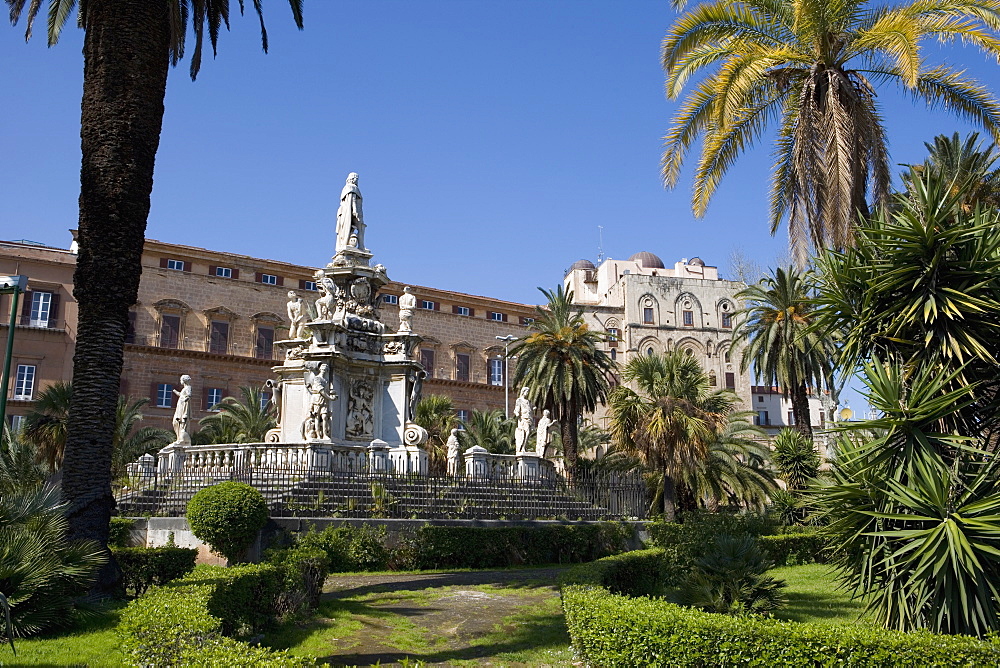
312;568;573;667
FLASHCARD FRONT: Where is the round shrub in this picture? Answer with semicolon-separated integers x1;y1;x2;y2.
187;482;268;562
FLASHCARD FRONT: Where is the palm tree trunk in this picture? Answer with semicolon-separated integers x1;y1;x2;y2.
561;399;580;474
62;0;171;594
791;381;813;438
662;469;677;522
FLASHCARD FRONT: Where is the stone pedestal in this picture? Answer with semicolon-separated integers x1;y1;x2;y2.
157;444;187;476
390;445;428;476
367;439;390;473
516;452;542;480
465;445;490;479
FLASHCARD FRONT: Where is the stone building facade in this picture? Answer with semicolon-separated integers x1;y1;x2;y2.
0;236;537;432
564;251;750;426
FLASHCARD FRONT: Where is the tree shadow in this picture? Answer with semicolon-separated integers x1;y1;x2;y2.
775;590;865;624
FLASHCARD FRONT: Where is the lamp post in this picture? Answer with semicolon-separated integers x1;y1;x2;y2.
496;334;517;417
0;275;28;429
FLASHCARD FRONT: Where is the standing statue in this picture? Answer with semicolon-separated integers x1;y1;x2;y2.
286;291;305;339
398;286;416;333
408;369;426;422
335;172;365;252
513;387;534;454
535;409;558;457
314;270;336;321
172;374;193;446
446;428;462;476
304;363;337;440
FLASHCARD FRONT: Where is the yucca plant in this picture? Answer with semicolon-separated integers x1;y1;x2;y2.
771;428;820;491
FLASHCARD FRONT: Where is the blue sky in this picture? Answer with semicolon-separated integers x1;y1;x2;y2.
3;1;999;413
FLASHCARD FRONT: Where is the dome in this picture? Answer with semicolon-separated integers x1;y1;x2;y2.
627;251;665;269
568;259;596;272
689;257;705;267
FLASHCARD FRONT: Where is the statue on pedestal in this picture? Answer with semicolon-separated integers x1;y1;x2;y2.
286;291;305;339
314;270;336;321
535;409;558;457
172;374;193;446
303;364;337;440
446;428;462;476
398;286;416;333
513;387;534;454
335;172;365;253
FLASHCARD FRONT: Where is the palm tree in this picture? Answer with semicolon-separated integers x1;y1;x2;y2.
510;286;615;472
904;132;1000;213
6;1;304;584
608;350;743;520
110;397;172;480
414;395;458;475
457;409;516;455
661;0;1000;263
21;382;73;472
735;267;835;438
197;385;276;444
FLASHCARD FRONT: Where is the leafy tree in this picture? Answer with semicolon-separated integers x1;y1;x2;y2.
661;0;1000;263
735;267;836;437
457;409;515;455
414;394;458;474
904;132;1000;214
511;286;614;472
608;350;743;520
6;0;304;588
197;385;276;444
771;428;820;491
20;382;72;472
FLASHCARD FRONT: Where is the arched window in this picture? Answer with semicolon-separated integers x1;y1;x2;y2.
647;347;654;356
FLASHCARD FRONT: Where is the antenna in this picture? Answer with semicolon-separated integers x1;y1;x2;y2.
597;226;605;264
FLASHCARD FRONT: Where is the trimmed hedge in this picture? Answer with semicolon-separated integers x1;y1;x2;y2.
413;523;633;569
119;564;312;667
113;546;197;596
187;481;269;562
560;549;1000;667
759;531;827;566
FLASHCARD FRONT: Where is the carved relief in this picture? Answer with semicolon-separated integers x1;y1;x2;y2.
346;332;381;354
346;378;375;439
382;340;405;355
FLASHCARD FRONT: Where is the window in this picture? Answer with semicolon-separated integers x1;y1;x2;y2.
209;321;229;354
9;415;24;433
683;310;694;326
420;300;438;310
29;291;52;327
758;395;764;403
755;410;770;426
214;266;233;278
13;365;35;400
457;409;470;423
454;306;471;316
724;350;732;363
610;349;617;361
156;383;173;408
160;314;180;349
382;294;398;305
608;328;619;348
646;347;654;356
260;392;272;410
787;410;795;425
643;308;654;324
721;312;732;328
489;358;504;386
259;273;278;285
488;311;507;322
206;388;224;411
520;317;535;326
456;353;470;382
166;259;185;271
725;372;736;390
420;349;435;378
708;371;717;386
125;311;137;344
256;326;274;359
300;279;318;292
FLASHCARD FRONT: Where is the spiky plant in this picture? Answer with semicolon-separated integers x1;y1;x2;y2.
197;386;276;444
414;395;458;475
771;428;820;491
456;410;516;455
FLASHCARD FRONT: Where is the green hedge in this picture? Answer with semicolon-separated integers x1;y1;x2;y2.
109;517;136;548
113;546;198;596
759;531;827;566
412;523;633;569
119;564;312;667
560;550;1000;667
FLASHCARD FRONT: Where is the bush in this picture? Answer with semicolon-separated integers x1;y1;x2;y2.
186;482;268;562
295;525;354;572
118;564;313;667
108;517;136;548
0;485;105;637
266;545;330;616
673;534;786;615
348;524;390;570
560;550;1000;667
759;530;827;565
113;546;197;596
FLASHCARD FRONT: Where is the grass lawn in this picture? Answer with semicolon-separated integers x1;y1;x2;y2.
0;601;125;667
770;563;867;625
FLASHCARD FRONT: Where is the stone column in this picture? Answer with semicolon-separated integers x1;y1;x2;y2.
367;439;390;473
